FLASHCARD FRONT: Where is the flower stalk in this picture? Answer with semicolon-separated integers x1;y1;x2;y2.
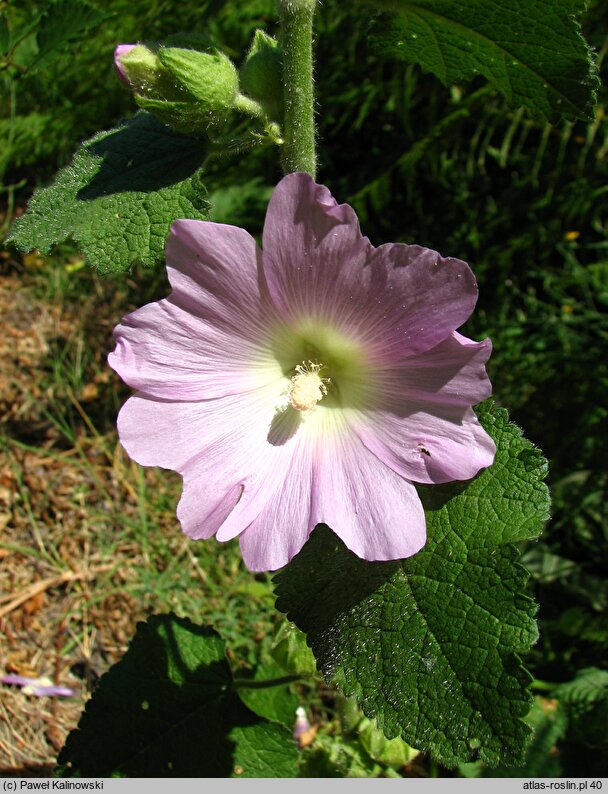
233;92;266;120
277;0;317;177
233;674;303;690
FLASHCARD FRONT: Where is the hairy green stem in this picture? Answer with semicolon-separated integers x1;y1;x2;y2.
278;0;317;177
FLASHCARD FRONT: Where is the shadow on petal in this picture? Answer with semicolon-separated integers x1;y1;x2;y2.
268;406;302;446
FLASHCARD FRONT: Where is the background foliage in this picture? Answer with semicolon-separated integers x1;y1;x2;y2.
1;0;606;778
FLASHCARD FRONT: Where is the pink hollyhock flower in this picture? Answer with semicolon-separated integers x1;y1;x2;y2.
109;173;495;571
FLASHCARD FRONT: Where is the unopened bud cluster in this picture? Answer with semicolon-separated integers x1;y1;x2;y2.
114;31;283;136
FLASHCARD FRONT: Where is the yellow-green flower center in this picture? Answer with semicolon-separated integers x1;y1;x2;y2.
266;318;376;416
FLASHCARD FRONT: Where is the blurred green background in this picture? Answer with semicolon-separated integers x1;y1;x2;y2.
1;0;606;778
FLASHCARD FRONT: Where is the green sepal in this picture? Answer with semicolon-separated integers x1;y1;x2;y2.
133;95;219;134
118;44;190;101
118;44;241;133
159;48;239;111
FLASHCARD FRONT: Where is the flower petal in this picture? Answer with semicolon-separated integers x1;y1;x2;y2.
165;219;269;334
310;413;427;561
109;301;280;400
116;392;250;472
262;174;478;360
362;245;479;361
262;172;371;327
350;403;496;485
114;44;136;84
238;427;316;571
373;332;493;410
1;674;75;697
348;332;495;484
109;220;282;399
116;386;305;544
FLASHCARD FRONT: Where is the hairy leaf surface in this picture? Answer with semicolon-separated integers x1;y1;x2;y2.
8;114;209;274
364;0;599;121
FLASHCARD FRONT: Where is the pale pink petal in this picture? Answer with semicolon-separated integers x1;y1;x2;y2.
262;172;371;326
116;387;301;543
109;220;283;399
1;674;75;698
212;407;306;544
362;245;479;361
348;332;495;484
109;300;280;400
238;425;315;571
312;422;427;561
165;220;270;335
262;173;478;358
114;44;136;85
349;404;496;485
294;708;311;742
373;332;493;407
177;440;295;543
116;390;281;472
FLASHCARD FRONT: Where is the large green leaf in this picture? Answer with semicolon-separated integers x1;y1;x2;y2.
7;113;210;274
274;403;550;768
59;615;298;777
363;0;599;121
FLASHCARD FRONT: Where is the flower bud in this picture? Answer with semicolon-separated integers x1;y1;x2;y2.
239;30;283;122
114;44;186;102
159;48;239;112
114;43;240;134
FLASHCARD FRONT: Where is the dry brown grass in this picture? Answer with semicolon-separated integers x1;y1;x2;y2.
0;258;173;774
0;250;273;775
0;423;194;774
